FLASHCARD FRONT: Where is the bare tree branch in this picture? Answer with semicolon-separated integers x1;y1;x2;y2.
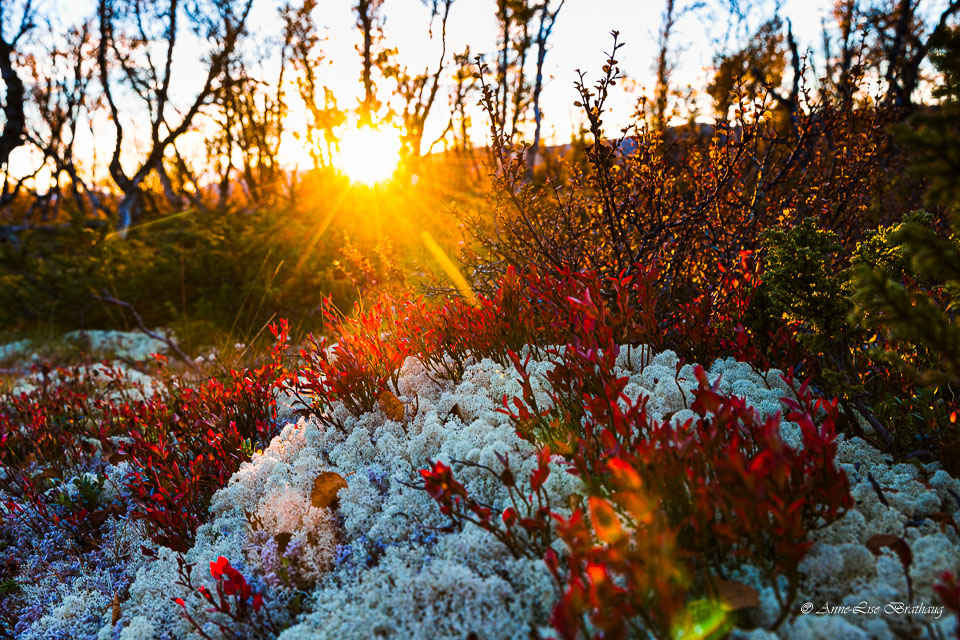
0;0;34;170
94;289;199;369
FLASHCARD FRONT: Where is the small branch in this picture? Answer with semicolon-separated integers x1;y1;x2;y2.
94;289;199;369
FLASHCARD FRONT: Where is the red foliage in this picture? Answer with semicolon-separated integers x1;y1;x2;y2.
507;360;851;638
0;364;134;544
174;554;277;640
123;321;291;551
297;299;409;425
667;249;761;363
1;263;860;638
419;448;557;560
0;321;292;552
395;297;476;383
935;571;960;640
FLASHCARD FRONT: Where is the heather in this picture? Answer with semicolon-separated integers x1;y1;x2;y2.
3;0;960;639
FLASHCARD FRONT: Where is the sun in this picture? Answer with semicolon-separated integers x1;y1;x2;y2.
335;124;403;185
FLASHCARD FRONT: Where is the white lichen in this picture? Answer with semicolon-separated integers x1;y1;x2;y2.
15;347;959;640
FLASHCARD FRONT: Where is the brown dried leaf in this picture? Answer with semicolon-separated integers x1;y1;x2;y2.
866;534;914;598
40;467;61;480
311;471;348;509
88;510;110;528
379;391;405;422
275;531;293;554
866;534;913;569
111;592;121;624
927;511;959;535
716;578;760;611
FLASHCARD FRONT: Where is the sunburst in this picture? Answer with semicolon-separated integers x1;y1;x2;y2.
335;124;403;185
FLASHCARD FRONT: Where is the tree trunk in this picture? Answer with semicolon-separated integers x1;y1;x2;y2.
653;0;676;130
157;161;184;210
0;38;27;168
117;186;143;234
529;0;563;173
356;0;377;123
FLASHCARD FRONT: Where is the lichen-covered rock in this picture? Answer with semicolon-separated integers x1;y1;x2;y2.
64;330;171;362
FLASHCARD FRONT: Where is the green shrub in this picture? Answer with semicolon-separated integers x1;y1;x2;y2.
752;213;959;459
759;217;852;338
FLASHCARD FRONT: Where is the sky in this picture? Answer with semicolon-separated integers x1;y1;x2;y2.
15;0;837;181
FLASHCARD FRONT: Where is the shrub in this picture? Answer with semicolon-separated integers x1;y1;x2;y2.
124;321;291;551
174;554;278;640
502;310;851;636
0;207;349;341
0;363;128;546
758;218;851;339
464;33;908;309
296;299;409;425
896;26;960;217
0;321;292;553
419;447;556;561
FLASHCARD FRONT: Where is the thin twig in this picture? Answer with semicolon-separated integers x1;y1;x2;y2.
94;289;198;369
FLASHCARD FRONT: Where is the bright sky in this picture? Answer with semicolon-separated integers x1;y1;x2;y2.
17;0;837;182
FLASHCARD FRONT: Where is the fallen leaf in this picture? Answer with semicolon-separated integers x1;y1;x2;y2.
715;578;760;611
379;391;405;422
866;534;912;568
866;534;914;599
311;471;348;509
927;511;959;535
40;467;61;480
275;531;293;554
88;510;110;528
111;592;121;624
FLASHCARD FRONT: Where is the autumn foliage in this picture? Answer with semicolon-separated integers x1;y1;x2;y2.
0;321;291;553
